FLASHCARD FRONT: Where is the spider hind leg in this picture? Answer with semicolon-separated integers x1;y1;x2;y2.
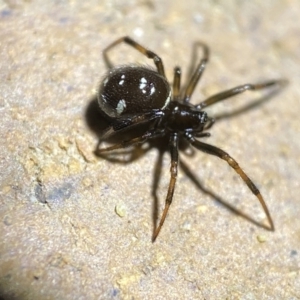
188;137;274;231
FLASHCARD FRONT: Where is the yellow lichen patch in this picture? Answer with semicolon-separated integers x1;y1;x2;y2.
68;158;83;174
257;235;267;243
2;185;11;194
196;204;208;214
20;136;91;183
82;177;93;188
76;138;96;163
115;203;127;217
117;273;142;291
38;162;67;182
57;137;72;151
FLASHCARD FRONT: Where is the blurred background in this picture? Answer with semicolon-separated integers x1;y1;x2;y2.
0;1;299;299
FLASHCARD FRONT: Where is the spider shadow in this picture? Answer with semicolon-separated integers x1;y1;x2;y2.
85;96;155;163
84;88;285;236
213;87;284;122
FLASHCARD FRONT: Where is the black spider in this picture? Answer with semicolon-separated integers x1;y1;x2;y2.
95;36;281;242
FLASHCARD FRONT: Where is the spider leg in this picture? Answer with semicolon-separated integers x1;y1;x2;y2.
103;36;166;77
173;66;181;100
152;133;179;242
98;110;164;143
194;132;211;138
187;136;274;231
151;150;164;237
95;129;164;154
196;79;285;109
204;117;215;130
183;42;210;103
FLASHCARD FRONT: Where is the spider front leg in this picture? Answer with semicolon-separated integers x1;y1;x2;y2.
188;136;274;231
103;36;166;76
152;133;179;242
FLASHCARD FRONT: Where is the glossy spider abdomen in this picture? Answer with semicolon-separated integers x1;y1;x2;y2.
98;66;171;118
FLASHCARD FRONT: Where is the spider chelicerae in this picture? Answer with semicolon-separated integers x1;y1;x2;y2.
95;36;282;241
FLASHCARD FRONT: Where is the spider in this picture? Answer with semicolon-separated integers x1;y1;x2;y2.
95;36;281;242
